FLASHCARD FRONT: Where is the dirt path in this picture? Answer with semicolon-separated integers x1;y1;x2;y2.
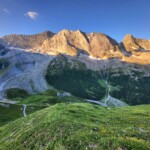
22;104;27;117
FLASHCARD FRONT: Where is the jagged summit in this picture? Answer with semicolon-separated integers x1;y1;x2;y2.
41;29;121;58
122;34;141;52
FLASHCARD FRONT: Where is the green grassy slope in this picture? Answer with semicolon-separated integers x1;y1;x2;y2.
0;103;150;150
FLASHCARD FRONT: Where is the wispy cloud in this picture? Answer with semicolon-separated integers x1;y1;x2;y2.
25;11;38;20
3;8;10;14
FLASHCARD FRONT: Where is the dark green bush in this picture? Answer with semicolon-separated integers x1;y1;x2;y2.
6;88;29;99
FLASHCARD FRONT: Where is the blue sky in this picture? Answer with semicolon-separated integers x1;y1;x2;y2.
0;0;150;42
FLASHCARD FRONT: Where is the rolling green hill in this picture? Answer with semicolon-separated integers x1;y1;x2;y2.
0;103;150;150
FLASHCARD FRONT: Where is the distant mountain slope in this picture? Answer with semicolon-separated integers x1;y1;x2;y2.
0;31;54;49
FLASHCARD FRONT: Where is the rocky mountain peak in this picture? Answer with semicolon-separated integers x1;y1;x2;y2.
122;34;150;52
123;34;134;39
41;29;122;58
122;34;140;52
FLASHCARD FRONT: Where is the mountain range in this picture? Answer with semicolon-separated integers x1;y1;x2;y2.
0;30;150;150
1;30;150;64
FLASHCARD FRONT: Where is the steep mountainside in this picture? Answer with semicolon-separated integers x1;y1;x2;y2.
0;31;54;50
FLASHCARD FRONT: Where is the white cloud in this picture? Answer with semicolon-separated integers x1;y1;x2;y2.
25;11;38;20
3;8;10;14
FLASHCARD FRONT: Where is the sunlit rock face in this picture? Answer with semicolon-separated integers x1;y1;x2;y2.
122;34;150;52
41;29;122;58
